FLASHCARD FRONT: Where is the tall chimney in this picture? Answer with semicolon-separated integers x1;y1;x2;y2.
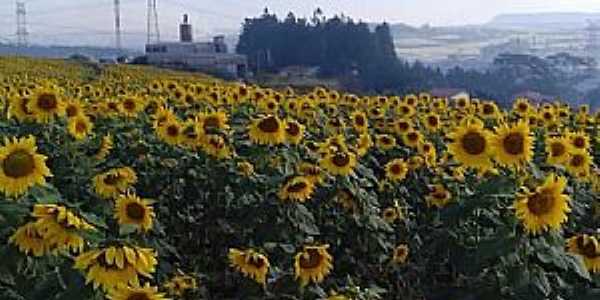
180;14;193;42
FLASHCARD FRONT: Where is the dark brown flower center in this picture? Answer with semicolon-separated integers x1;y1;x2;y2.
427;116;439;127
166;125;180;137
123;99;136;111
461;131;486;155
571;154;585;167
390;163;403;175
483;104;494;114
75;121;88;133
407;132;419;142
286;122;301;136
66;105;79;117
354;115;365;127
103;173;122;185
578;236;600;258
397;122;409;131
247;254;266;268
299;248;323;269
332;152;350;167
550;142;566;157
287;181;308;193
37;93;58;110
203;116;220;130
257;116;280;133
518;103;528;112
126;202;146;220
527;191;554;215
573;137;586;149
126;292;151;300
503;132;525;155
3;150;35;178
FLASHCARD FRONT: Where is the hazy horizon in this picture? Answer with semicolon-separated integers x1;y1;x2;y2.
2;0;600;48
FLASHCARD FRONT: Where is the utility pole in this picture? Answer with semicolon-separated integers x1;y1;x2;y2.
114;0;122;50
147;0;160;44
16;1;28;47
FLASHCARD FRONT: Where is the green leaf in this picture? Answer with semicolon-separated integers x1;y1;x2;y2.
118;224;139;236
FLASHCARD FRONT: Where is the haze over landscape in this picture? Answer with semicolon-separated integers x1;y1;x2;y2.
2;0;600;49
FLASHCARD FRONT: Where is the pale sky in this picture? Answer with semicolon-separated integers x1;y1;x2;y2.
1;0;600;47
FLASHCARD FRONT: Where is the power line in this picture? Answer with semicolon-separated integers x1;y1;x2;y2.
16;1;28;47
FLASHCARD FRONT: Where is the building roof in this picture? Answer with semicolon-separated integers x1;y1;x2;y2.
430;88;468;98
513;90;554;104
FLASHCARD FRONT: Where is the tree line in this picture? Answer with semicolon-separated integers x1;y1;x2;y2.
236;9;584;105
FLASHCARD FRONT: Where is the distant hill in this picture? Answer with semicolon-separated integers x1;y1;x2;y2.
487;12;600;30
0;44;140;60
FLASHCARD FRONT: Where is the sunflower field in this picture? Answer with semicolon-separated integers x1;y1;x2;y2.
1;56;600;300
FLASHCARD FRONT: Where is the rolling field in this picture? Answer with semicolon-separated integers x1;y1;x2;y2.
0;57;599;299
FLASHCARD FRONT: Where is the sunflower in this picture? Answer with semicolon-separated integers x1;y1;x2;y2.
545;136;570;166
566;150;592;178
567;234;600;273
426;184;451;208
114;192;155;233
228;248;270;287
394;118;412;135
200;134;232;160
392;244;409;264
152;105;176;129
407;155;424;171
236;161;255;177
479;101;499;119
164;271;198;297
156;118;183;146
513;98;531;116
320;150;357;176
120;95;145;118
248;115;286;145
197;110;229;133
492;120;533;168
418;141;437;166
8;95;35;122
107;283;168;300
67;114;93;140
513;173;570;235
402;129;422;149
350;111;369;133
447;119;493;172
382;206;401;223
285;119;305;145
93;167;137;199
0;136;51;198
28;86;65;123
539;108;557;128
297;162;324;185
385;159;408;182
353;133;372;157
32;204;94;253
74;245;157;291
278;176;315;203
294;244;334;287
65;99;84;118
95;134;113;160
396;103;415;117
9;222;49;257
568;131;590;151
422;113;441;131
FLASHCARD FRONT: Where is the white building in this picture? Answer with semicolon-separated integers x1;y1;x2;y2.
145;15;247;77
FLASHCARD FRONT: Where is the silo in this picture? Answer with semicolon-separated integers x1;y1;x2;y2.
180;14;193;42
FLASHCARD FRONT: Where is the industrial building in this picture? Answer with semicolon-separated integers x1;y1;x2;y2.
145;15;247;77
